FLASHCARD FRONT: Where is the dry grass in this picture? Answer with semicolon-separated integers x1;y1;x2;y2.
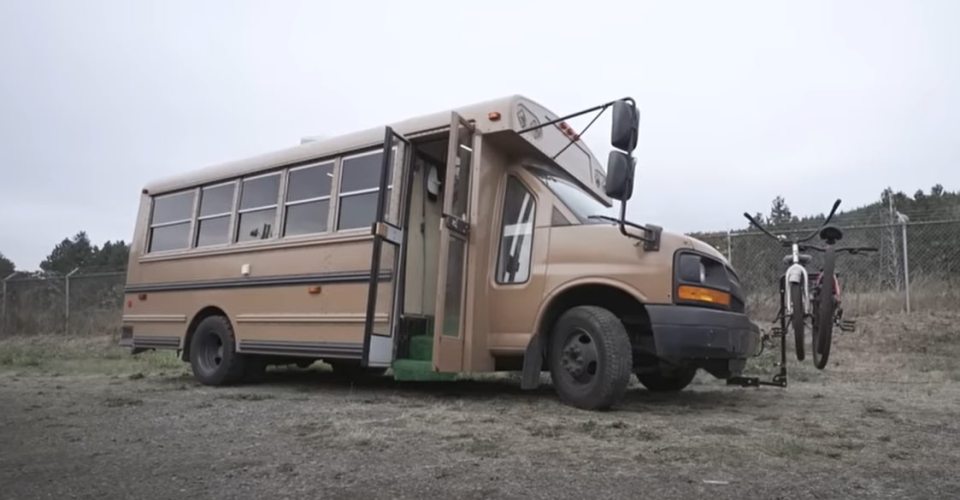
0;334;185;375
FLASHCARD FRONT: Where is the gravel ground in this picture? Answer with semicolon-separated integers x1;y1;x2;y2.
1;312;959;499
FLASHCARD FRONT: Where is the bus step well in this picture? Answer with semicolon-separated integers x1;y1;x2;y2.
407;335;433;361
392;359;456;382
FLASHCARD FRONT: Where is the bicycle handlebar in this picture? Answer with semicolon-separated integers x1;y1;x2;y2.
742;212;785;243
742;199;842;245
799;244;878;255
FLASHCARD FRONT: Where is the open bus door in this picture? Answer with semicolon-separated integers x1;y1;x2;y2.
433;114;475;372
362;127;412;368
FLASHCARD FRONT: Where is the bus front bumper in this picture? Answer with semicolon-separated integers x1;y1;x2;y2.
646;305;760;361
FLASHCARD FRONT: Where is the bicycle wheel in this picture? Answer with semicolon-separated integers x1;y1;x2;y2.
790;282;805;361
812;250;837;370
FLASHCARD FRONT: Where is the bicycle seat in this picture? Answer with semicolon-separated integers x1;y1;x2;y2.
782;254;812;265
820;225;843;243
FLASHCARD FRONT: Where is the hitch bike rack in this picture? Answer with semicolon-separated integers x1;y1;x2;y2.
726;282;793;389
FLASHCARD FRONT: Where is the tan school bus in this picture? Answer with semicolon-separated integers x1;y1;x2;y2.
121;95;759;410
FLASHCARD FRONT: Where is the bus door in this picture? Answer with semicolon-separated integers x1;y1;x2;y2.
433;114;476;372
362;127;412;368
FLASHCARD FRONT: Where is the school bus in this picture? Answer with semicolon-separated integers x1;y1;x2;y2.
120;96;758;410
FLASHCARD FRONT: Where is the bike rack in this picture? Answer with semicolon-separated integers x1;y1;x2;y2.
727;281;790;389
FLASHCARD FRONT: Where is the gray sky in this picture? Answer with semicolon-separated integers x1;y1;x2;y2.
1;0;958;270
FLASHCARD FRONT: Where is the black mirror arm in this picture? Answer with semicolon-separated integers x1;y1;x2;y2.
614;199;660;250
550;105;608;161
517;97;635;135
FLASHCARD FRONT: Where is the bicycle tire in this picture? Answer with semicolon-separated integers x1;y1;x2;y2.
790;282;805;361
812;249;837;369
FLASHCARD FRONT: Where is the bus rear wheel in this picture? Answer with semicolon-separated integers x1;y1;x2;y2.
548;306;632;410
189;315;246;386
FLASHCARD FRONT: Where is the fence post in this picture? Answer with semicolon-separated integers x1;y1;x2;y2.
1;272;19;336
898;215;911;313
65;267;80;335
726;230;733;263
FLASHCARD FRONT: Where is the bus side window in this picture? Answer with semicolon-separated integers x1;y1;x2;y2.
337;149;388;231
196;182;236;247
148;190;195;252
496;177;536;284
284;162;334;237
236;173;281;242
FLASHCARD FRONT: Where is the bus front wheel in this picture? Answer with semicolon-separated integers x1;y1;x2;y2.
548;306;632;410
189;315;247;386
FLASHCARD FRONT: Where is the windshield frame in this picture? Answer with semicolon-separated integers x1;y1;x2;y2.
525;165;617;224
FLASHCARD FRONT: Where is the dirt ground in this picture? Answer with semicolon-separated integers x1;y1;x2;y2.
2;312;960;499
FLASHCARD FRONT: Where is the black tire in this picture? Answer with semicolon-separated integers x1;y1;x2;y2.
790;282;806;361
812;251;837;370
637;367;697;392
189;315;246;386
548;306;632;410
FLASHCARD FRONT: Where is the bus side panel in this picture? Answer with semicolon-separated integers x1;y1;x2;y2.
124;236;391;357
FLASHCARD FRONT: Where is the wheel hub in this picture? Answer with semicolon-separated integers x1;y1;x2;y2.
198;334;224;374
560;330;598;384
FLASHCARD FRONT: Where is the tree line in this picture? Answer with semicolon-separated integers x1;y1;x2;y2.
745;184;959;231
1;232;129;276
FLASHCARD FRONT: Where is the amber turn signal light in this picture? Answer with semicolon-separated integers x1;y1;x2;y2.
677;285;731;307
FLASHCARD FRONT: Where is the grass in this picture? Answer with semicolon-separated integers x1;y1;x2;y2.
762;436;815;459
0;335;187;376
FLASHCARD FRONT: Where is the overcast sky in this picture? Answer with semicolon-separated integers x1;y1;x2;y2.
1;0;958;270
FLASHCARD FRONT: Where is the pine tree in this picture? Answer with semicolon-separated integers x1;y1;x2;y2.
769;196;794;226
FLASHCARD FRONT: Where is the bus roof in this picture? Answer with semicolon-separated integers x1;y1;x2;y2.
143;95;609;202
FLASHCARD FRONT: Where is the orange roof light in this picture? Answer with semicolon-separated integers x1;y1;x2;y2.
488;111;501;121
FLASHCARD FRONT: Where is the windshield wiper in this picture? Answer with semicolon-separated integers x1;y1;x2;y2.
588;215;662;251
587;215;620;224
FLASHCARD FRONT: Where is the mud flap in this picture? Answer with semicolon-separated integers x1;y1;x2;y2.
520;334;543;390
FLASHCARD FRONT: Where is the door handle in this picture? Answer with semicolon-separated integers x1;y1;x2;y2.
443;215;470;235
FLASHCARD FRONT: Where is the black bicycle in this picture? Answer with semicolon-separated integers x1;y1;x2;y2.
744;200;876;370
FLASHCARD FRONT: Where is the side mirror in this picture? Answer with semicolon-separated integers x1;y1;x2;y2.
605;151;634;200
611;100;639;153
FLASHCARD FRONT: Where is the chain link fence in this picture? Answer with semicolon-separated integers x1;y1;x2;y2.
2;220;959;336
1;271;125;336
695;219;960;318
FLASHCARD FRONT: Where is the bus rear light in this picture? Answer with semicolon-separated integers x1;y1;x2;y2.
488;111;501;121
138;293;148;301
308;286;322;295
126;300;133;308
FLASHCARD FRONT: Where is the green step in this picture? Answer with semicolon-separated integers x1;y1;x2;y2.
407;335;434;361
392;359;457;381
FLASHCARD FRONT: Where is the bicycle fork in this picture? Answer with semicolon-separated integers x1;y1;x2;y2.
783;263;809;317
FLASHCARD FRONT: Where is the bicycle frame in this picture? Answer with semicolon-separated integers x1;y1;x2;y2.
728;198;844;388
783;242;810;318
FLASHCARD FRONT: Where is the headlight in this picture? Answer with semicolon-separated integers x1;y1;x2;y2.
677;253;704;283
674;251;737;309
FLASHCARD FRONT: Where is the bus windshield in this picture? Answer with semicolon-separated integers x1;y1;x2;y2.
527;166;618;223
